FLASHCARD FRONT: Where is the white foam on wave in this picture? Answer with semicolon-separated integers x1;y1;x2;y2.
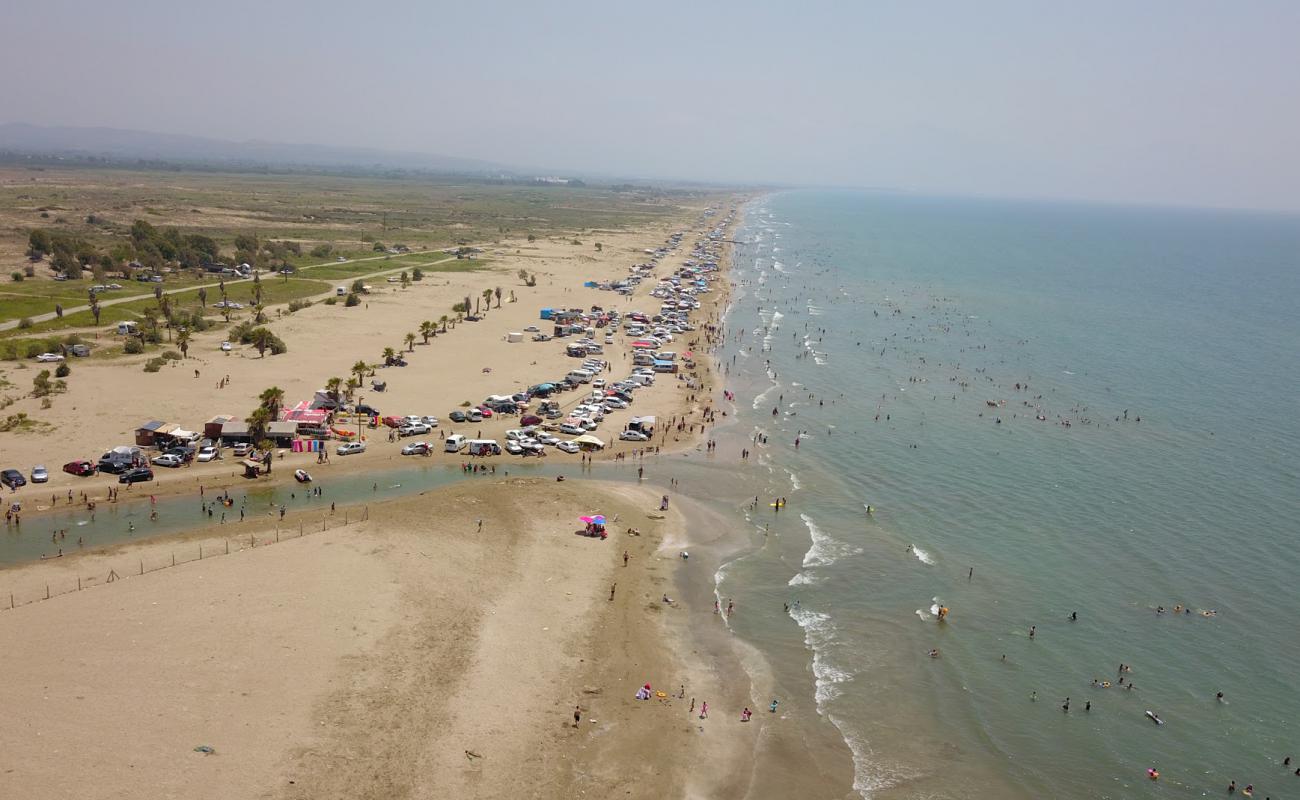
800;513;863;568
789;606;852;705
753;382;779;411
911;546;935;565
785;467;802;491
788;571;820;586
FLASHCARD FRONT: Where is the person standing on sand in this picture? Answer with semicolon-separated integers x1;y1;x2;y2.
609;583;616;601
700;701;708;719
573;706;581;727
623;550;629;566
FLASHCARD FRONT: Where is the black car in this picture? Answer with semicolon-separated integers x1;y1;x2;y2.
355;404;381;417
166;446;196;462
449;410;467;423
0;468;26;489
97;458;132;474
118;467;154;485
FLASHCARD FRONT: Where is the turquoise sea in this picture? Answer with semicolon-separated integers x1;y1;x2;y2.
676;191;1300;798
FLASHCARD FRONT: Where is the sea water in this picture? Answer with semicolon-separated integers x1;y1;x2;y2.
666;191;1300;798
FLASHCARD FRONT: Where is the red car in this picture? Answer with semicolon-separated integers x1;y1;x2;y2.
476;406;494;418
63;460;96;476
381;415;404;428
521;414;543;427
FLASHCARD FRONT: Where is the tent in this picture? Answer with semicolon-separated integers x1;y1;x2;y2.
573;434;605;450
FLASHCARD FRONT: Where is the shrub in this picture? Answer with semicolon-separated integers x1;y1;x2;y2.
323;296;338;305
10;271;22;282
54;363;70;378
344;293;360;307
161;350;182;360
287;298;312;313
310;244;333;258
124;338;145;354
23;265;35;278
17;317;32;329
143;357;164;372
411;267;424;281
23;342;43;358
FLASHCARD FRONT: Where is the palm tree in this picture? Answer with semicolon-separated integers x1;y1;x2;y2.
439;314;449;333
345;376;360;400
382;346;396;363
419;320;435;343
462;295;471;318
245;406;272;443
404;332;416;352
494;286;502;308
253;303;267;324
252;327;273;358
481;288;493;313
351;360;369;384
259;386;285;418
325;376;344;403
176;329;191;358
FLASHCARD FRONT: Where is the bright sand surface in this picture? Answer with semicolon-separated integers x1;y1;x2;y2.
0;200;804;798
0;478;771;799
0;200;737;523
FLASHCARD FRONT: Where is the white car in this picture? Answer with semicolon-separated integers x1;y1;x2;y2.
398;423;431;437
504;441;524;455
220;341;233;351
419;415;439;427
619;430;650;442
556;440;580;454
592;378;606;389
336;441;366;455
196;446;219;462
580;418;599;431
536;432;560;445
151;453;184;468
559;422;585;436
30;465;49;483
401;441;432;455
35;353;64;363
603;398;629;410
523;325;539;332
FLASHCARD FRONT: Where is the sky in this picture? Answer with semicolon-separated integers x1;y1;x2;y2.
2;0;1298;211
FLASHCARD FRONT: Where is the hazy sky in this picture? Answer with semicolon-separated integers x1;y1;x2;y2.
3;1;1298;210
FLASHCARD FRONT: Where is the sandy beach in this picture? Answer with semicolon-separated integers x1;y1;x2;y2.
0;198;777;799
0;476;770;799
0;200;741;527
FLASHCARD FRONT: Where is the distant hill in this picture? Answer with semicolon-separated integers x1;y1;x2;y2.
0;122;509;175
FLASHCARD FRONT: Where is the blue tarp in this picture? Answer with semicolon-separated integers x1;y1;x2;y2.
540;308;554;319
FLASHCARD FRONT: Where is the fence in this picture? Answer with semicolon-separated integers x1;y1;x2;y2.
1;505;369;612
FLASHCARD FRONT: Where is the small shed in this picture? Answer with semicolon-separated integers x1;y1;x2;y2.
266;421;298;447
220;420;252;443
506;331;523;343
205;415;234;440
135;421;178;448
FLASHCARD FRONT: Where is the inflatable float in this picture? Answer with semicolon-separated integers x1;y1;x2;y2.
1145;710;1164;725
294;469;312;483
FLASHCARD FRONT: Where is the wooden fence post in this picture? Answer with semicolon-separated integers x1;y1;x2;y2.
172;553;176;567
139;559;143;575
78;577;82;591
45;584;50;600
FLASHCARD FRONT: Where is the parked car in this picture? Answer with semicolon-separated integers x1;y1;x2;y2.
467;409;484;422
449;410;467;423
63;460;96;477
355;404;381;417
398;423;431;437
96;458;131;474
476;406;494;418
419;415;439;427
220;341;233;351
336;441;366;456
118;467;154;484
118;465;154;483
504;441;524;455
560;423;585;436
520;414;543;427
1;469;27;489
196;446;219;462
151;453;184;468
523;325;539;332
232;442;251;457
30;465;49;483
400;441;431;455
556;440;580;454
35;353;64;363
619;430;650;442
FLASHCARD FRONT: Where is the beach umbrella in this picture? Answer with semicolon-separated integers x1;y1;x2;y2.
579;515;607;526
